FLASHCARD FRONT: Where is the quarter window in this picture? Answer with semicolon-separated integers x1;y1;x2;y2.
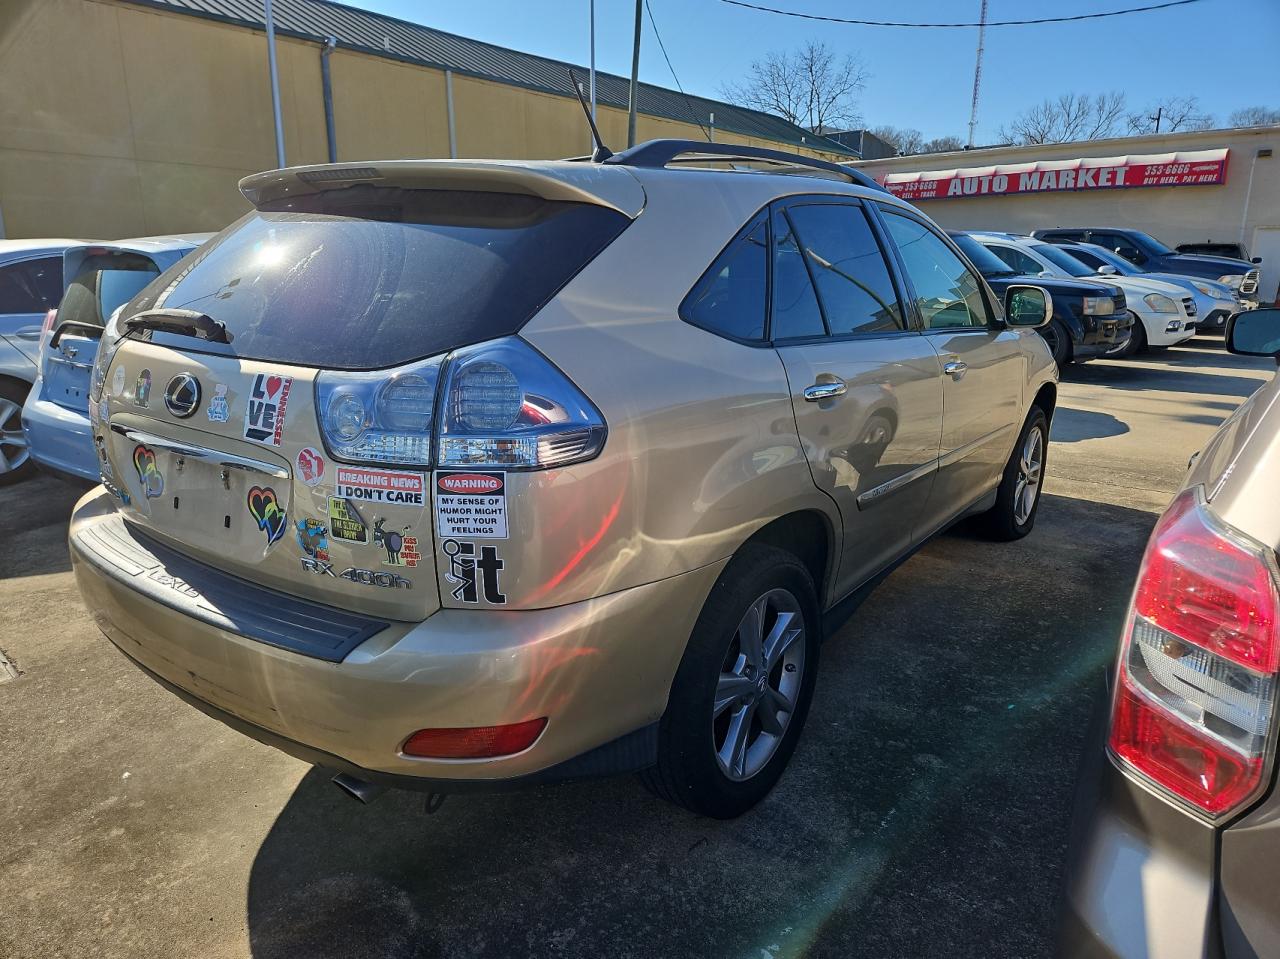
682;213;768;341
884;214;990;330
0;256;63;314
786;204;904;336
985;243;1042;277
770;209;826;340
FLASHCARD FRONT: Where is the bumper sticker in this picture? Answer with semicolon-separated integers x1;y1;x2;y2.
247;486;287;546
132;444;164;499
112;364;126;397
335;466;425;506
207;383;229;423
133;369;151;407
435;471;508;539
295;447;326;487
327;496;368;544
243;373;291;446
442;539;506;605
295;517;329;561
374;520;419;567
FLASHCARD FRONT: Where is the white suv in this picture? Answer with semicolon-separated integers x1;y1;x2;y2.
975;233;1198;355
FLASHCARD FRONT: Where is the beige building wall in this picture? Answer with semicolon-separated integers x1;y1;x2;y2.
855;126;1280;298
0;0;842;241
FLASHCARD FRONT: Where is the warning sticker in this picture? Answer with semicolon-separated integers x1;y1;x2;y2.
335;466;425;506
435;471;508;539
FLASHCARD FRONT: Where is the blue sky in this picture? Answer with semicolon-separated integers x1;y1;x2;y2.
351;0;1279;143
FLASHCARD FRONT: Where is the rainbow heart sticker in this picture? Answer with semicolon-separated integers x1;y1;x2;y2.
132;444;164;499
246;485;287;546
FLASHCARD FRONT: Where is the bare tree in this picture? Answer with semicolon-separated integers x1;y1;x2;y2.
998;92;1128;145
1229;106;1280;127
868;125;924;155
1128;96;1214;134
722;41;869;132
921;135;966;154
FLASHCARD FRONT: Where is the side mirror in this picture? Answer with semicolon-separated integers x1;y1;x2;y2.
1005;285;1053;329
1252;256;1263;264
1097;265;1118;275
1226;308;1280;358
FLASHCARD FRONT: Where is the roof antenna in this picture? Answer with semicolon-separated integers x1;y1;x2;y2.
567;68;612;161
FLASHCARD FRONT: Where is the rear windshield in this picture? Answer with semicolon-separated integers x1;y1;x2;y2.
60;253;161;327
121;188;631;370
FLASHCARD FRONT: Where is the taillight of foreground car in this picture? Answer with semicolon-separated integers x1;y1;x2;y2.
1108;487;1279;818
315;337;606;471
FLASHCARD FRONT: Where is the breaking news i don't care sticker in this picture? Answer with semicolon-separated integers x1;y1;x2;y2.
334;466;426;506
434;471;508;539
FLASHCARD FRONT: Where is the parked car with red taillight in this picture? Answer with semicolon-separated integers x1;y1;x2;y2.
1060;307;1280;957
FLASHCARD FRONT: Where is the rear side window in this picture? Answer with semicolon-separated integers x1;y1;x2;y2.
123;188;631;370
681;213;767;341
0;256;62;314
985;243;1040;276
59;252;161;327
786;204;903;336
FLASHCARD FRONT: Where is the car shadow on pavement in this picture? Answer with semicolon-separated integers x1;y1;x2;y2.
0;475;88;578
1049;407;1129;443
243;493;1156;959
1061;359;1267;400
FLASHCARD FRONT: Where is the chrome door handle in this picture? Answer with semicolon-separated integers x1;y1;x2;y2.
943;361;968;380
803;380;848;402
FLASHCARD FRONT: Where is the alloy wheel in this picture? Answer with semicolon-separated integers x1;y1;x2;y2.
1014;425;1044;525
0;397;29;475
712;588;806;782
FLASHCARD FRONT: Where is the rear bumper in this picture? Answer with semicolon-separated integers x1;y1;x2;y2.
21;386;99;482
1058;679;1221;959
69;487;723;786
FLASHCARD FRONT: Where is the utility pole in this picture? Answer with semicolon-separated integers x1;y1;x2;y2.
627;0;642;148
966;0;988;149
1150;106;1163;133
264;0;286;168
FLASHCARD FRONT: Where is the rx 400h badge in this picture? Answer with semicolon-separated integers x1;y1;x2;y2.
246;486;288;546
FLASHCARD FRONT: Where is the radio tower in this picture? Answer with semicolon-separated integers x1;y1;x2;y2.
967;0;988;149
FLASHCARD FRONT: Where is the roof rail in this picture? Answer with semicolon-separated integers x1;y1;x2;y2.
601;139;887;193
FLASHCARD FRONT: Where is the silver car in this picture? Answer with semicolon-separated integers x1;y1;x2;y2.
1061;307;1280;956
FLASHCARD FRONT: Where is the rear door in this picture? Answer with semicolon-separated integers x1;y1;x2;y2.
45;251;163;412
877;208;1027;533
771;199;944;598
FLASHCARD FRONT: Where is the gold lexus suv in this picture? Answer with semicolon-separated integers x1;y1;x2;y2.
71;141;1057;818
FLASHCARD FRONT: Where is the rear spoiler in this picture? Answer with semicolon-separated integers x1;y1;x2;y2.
239;160;646;218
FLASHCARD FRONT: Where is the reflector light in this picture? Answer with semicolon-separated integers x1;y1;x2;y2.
402;718;548;759
1108;487;1279;819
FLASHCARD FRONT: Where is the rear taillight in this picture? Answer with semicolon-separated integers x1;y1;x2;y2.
316;337;605;471
1108;487;1279;818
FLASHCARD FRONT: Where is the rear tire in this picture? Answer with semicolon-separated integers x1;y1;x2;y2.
640;543;821;818
978;406;1048;542
0;379;35;487
1040;319;1071;368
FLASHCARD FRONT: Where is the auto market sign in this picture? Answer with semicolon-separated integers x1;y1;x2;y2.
879;148;1228;201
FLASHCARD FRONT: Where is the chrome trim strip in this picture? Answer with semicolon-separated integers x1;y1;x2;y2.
108;424;289;479
856;458;939;510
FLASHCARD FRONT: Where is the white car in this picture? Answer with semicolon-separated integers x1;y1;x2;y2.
975;233;1197;355
1048;241;1244;335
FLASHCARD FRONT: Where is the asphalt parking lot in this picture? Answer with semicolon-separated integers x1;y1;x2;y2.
1;338;1273;959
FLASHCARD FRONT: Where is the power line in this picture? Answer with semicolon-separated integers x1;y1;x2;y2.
718;0;1203;29
645;0;714;141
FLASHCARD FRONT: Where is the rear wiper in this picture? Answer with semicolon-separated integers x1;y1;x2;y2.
122;308;232;344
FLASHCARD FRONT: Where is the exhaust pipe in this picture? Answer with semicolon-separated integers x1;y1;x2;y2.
331;772;387;804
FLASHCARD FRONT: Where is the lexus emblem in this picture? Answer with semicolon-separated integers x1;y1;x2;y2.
164;373;202;418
